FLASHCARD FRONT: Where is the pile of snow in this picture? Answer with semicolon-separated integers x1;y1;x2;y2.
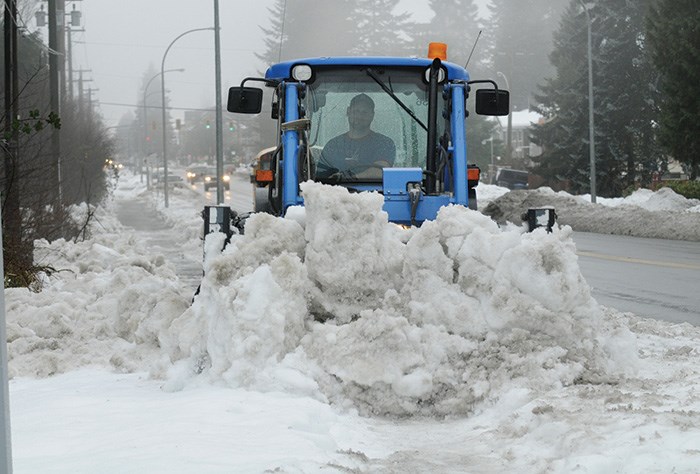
584;187;700;212
482;186;700;241
161;181;637;417
6;206;189;378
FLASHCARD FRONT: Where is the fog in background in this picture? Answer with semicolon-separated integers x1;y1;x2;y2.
26;0;549;130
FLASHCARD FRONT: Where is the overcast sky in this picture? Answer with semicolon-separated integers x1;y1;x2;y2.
42;0;484;130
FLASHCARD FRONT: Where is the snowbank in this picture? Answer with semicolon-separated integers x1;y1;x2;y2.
6;200;191;378
482;186;700;241
161;182;638;417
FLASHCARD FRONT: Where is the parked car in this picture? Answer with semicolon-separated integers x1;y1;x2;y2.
202;167;231;191
495;168;529;190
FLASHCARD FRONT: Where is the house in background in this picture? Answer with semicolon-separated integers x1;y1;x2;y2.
497;109;543;168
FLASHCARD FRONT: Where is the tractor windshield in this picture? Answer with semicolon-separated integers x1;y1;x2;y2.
305;66;444;183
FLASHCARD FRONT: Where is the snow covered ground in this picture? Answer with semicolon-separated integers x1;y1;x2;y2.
5;172;700;473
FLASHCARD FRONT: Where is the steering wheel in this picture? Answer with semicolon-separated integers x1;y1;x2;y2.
348;162;385;174
336;161;389;180
317;161;387;182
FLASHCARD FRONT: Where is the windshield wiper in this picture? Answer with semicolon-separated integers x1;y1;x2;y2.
365;68;428;132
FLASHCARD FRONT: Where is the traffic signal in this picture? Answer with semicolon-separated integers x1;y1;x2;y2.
205;120;211;129
228;121;235;131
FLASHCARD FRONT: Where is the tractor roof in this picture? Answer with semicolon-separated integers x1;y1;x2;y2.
265;57;470;82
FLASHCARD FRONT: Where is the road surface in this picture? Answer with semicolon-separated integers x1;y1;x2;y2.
572;231;700;325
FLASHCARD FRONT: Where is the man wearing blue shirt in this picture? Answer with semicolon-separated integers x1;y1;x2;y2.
317;94;396;180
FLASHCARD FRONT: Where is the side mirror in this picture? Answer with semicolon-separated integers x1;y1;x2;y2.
227;87;263;114
475;89;510;116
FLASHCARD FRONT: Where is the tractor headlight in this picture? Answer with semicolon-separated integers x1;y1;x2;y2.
291;64;313;82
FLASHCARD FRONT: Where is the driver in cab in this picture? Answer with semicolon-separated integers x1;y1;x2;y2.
317;93;395;180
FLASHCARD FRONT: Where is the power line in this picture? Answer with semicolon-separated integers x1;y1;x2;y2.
75;40;257;53
99;101;215;112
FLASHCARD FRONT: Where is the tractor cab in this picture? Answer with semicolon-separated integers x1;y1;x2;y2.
228;44;508;226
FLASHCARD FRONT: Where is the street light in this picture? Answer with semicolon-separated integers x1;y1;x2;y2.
161;27;214;208
578;0;596;203
143;68;184;183
496;71;512;164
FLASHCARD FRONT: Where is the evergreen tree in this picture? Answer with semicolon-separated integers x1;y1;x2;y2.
424;0;481;69
258;0;357;65
646;0;700;179
531;0;660;196
592;0;660;192
487;0;568;111
349;0;411;55
257;0;287;66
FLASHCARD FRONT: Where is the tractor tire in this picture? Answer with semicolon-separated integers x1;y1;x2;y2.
468;188;477;210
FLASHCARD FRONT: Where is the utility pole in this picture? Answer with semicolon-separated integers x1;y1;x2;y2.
66;25;73;101
2;1;17;471
47;0;63;202
496;71;512;165
75;69;92;116
3;0;22;265
65;2;83;102
86;87;99;130
578;0;596;203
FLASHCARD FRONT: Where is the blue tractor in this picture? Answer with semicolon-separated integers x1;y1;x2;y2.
227;43;508;228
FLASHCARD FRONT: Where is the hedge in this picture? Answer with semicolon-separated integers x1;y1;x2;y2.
661;180;700;200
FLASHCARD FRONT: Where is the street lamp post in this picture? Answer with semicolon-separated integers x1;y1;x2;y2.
213;0;225;204
496;71;512;164
482;136;495;183
161;27;214;208
579;0;596;203
143;68;184;184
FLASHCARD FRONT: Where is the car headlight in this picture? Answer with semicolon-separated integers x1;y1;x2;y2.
205;177;211;182
223;175;230;182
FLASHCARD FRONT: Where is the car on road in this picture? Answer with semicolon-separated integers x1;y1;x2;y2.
250;147;276;186
495;168;529;190
153;172;186;188
202;167;231;191
185;165;210;184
